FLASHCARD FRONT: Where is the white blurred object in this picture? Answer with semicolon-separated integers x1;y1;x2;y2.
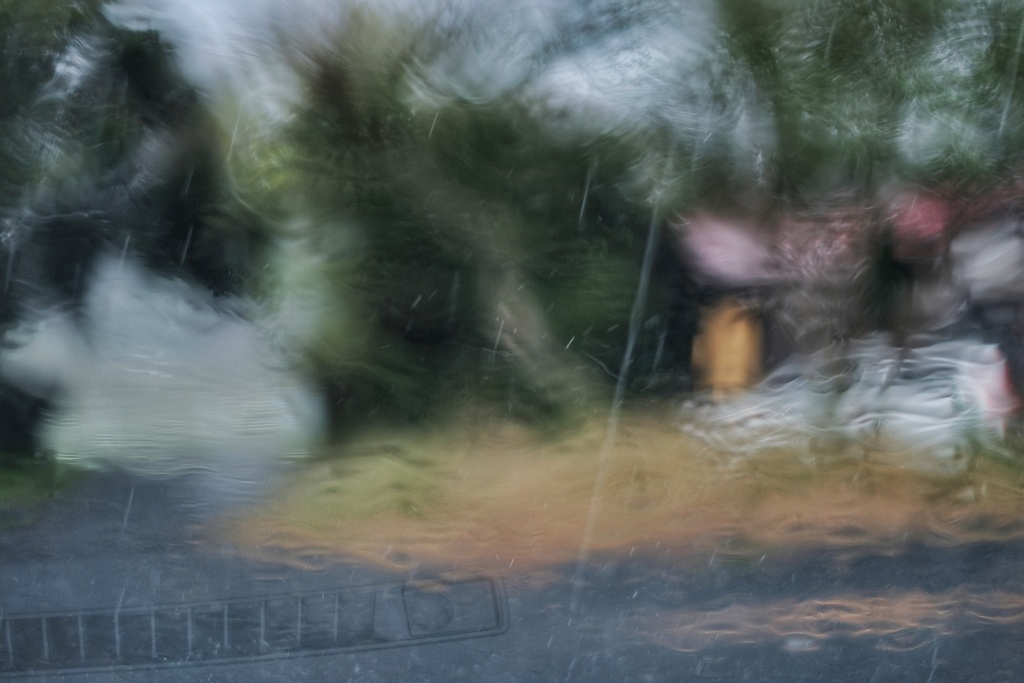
674;214;778;287
682;335;1018;472
0;255;325;489
950;215;1024;301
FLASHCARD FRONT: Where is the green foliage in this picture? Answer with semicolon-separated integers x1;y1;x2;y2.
0;456;71;527
14;0;1024;440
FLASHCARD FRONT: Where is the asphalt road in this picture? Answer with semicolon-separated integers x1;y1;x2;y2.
2;471;1023;682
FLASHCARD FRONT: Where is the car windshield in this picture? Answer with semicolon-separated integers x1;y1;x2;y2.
3;1;1024;681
